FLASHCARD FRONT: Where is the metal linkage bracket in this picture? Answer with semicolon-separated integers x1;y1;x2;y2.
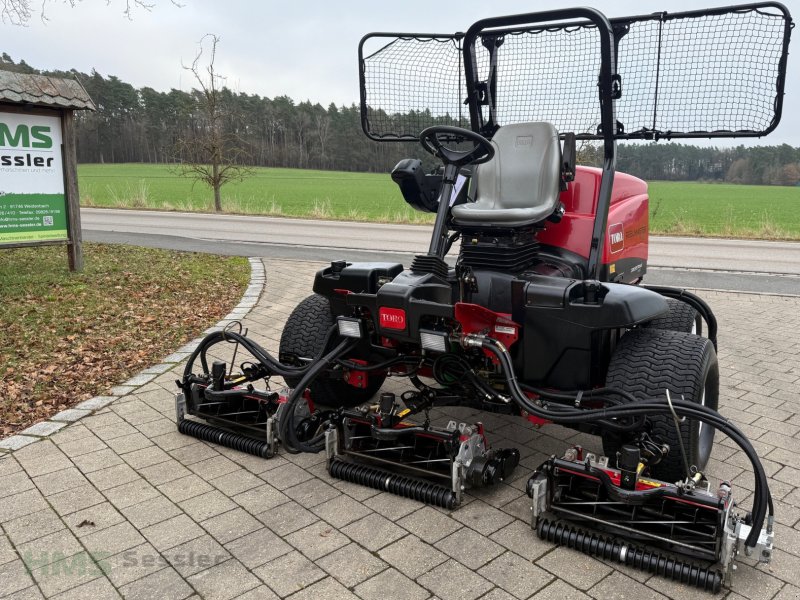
325;427;340;464
175;393;187;423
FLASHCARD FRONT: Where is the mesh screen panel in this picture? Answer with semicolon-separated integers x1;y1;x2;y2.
360;5;790;140
361;36;468;140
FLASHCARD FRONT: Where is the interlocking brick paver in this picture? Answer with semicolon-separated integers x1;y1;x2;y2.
532;580;592;599
259;462;314;490
223;528;290;570
179;489;237;522
0;489;48;523
480;551;554;599
161;533;229;577
28;551;103;597
0;470;35;499
254;550;325;597
311;491;372;528
285;520;349;561
48;483;105;516
158;473;214;504
362;491;421;521
435;527;505;569
103;479;160;510
316;542;387;588
119;495;181;531
4;508;64;546
16;529;83;568
82;520;146;556
86;463;140;491
201;508;262;545
14;441;72;477
51;576;120;600
341;512;406;552
70;448;123;473
120;565;193;600
138;459;192;486
208;468;263;496
453;498;516;535
168;441;219;466
489;521;553;562
105;432;152;455
136;416;180;439
588;571;669;600
378;534;448;579
536;547;612;591
282;477;340;508
355;567;429;600
141;514;204;552
257;500;317;536
104;542;164;588
398;506;462;544
187;455;240;480
0;559;36;597
184;558;257;600
418;559;494;600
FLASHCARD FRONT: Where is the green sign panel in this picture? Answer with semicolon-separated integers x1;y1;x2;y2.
0;111;67;244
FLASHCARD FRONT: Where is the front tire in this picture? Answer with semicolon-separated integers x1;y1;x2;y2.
602;329;719;483
279;294;385;408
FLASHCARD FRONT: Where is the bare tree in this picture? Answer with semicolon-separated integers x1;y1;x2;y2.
1;0;182;25
172;34;251;212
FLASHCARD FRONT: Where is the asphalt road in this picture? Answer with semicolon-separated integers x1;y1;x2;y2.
81;208;800;295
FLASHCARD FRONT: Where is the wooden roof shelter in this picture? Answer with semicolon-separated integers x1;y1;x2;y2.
0;71;95;111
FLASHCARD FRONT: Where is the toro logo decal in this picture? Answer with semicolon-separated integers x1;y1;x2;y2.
379;307;406;330
608;223;624;254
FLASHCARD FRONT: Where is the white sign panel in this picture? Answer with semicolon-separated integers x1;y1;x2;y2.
0;111;67;243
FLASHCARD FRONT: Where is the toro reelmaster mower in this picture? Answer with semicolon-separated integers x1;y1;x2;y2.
176;3;792;592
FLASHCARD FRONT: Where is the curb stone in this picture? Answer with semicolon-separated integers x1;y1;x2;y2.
0;257;265;454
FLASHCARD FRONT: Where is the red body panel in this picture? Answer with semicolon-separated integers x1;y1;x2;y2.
536;166;649;278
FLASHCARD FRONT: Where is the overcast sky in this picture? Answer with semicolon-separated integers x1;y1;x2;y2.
3;0;798;145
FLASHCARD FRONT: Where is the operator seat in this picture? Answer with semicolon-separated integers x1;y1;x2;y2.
451;122;561;228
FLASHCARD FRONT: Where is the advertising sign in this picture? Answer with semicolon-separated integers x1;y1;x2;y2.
0;111;67;244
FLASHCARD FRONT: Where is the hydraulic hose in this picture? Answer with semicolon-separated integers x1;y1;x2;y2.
278;337;358;454
469;334;771;550
183;325;339;382
181;325;356;455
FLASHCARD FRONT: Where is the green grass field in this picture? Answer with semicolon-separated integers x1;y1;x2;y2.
78;163;800;239
78;163;427;223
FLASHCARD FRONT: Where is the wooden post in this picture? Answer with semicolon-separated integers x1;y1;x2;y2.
61;110;83;272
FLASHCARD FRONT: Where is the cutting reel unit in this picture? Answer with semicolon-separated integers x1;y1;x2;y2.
323;392;520;508
529;446;774;592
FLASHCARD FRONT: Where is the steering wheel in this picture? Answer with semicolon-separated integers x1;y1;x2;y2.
419;125;495;167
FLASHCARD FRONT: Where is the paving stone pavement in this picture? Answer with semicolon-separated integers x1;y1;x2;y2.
2;258;800;600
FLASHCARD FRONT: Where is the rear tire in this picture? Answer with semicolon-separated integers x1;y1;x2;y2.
279;294;385;408
645;297;699;335
602;329;719;483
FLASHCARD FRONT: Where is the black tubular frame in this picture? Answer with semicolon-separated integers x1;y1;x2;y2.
462;8;617;280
